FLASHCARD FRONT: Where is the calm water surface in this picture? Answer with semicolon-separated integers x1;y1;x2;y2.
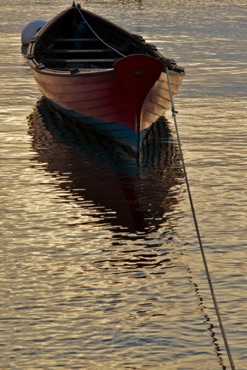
0;0;247;369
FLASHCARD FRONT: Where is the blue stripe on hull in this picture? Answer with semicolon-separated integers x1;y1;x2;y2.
47;99;149;154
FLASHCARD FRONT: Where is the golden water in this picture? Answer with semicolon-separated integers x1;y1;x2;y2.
0;0;247;368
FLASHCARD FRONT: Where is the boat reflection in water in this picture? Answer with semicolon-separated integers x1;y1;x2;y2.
27;99;226;368
28;98;183;233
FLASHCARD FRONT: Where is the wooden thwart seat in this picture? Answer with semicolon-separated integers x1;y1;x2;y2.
53;38;100;42
44;58;117;63
44;49;112;54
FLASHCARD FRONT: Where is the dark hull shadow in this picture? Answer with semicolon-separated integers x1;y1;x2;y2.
28;98;183;233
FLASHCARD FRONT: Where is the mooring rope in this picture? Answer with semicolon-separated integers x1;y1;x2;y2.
75;4;126;57
165;67;236;370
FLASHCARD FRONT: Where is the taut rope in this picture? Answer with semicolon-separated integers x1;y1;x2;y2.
75;4;126;57
165;67;236;370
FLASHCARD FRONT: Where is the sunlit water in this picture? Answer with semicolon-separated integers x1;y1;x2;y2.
0;1;247;369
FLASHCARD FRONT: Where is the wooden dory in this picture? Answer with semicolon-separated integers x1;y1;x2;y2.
27;2;185;155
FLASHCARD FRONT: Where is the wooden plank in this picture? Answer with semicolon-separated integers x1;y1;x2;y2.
53;38;100;42
44;49;111;54
44;58;117;63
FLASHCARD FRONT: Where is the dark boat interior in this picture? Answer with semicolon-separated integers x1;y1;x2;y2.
28;3;181;71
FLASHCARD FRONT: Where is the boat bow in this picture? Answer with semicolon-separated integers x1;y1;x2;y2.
114;55;164;122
